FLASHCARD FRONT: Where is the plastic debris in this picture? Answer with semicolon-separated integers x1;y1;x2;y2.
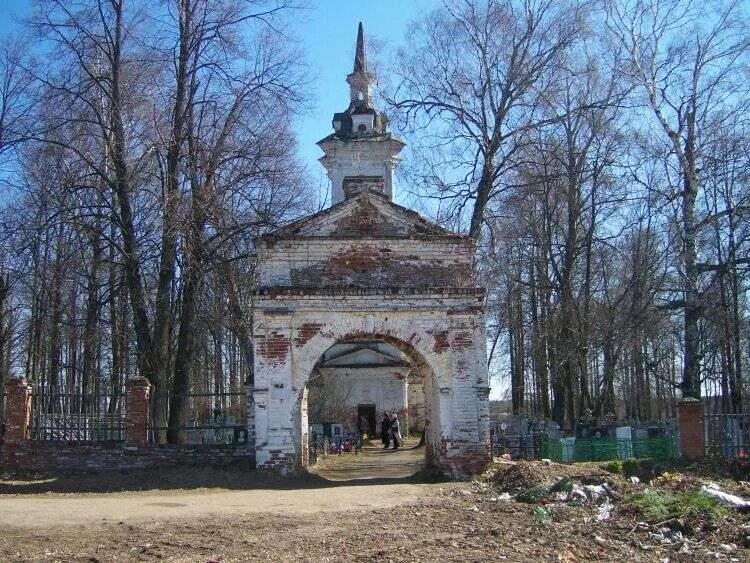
569;487;588;504
533;506;551;524
488;493;512;502
596;500;614;522
567;483;609;505
630;476;641;484
583;484;607;502
701;483;750;510
517;485;550;504
550;477;573;493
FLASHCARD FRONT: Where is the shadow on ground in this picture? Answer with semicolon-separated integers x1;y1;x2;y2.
0;444;449;495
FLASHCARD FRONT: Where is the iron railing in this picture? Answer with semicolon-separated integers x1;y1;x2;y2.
29;387;125;442
490;430;545;459
307;432;362;465
148;391;247;445
705;413;750;458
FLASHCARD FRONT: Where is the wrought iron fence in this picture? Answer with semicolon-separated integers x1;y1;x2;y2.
490;430;545;459
29;387;125;442
148;391;247;445
705;413;750;458
307;432;362;465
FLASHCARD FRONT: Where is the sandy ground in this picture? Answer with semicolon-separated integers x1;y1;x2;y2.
1;445;430;529
309;440;424;481
1;452;749;562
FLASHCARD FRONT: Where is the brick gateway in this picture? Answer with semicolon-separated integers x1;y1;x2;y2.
249;24;491;477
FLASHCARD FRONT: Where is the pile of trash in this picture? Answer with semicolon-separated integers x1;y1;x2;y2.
488;461;551;493
511;475;617;513
483;462;750;542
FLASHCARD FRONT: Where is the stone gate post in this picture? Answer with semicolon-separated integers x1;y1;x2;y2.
677;397;704;461
4;378;31;443
125;377;151;445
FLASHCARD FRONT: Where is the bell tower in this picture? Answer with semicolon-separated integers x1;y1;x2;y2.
317;23;405;204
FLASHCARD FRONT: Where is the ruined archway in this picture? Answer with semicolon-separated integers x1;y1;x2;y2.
299;334;441;474
252;310;491;477
250;23;490;479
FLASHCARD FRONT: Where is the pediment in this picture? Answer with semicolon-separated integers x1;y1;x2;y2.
260;190;465;240
320;347;408;368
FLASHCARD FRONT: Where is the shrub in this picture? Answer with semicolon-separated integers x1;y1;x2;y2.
604;460;623;474
622;458;640;477
626;489;728;523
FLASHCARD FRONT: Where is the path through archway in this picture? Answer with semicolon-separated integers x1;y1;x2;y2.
299;335;440;480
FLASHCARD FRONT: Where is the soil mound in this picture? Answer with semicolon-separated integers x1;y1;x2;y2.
489;461;549;492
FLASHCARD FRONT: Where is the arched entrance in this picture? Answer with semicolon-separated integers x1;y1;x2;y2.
250;23;490;479
300;335;441;475
252;310;491;477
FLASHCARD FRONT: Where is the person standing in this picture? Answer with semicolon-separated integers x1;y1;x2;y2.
381;412;391;449
390;413;402;450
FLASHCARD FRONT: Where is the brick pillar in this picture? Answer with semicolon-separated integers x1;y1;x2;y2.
125;377;151;445
678;397;704;461
4;378;31;443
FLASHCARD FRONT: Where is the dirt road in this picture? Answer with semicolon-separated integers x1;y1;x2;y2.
0;482;437;528
310;442;424;481
2;456;747;561
1;446;431;529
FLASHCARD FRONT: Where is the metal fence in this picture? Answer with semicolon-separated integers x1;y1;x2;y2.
148;392;247;445
490;430;545;460
307;432;362;465
29;387;125;442
705;413;750;458
542;436;678;462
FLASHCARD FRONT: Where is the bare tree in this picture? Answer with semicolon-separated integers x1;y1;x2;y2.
605;0;750;398
386;0;588;239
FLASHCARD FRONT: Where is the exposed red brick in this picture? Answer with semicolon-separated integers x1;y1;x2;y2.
4;378;31;443
452;331;473;350
677;398;704;461
295;323;324;347
125;377;150;446
334;199;396;236
288;245;472;288
428;330;450;353
258;332;291;363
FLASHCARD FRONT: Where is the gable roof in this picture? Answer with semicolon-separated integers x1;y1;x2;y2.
258;190;468;241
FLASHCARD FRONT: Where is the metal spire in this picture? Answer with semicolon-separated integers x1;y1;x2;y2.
353;22;366;73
